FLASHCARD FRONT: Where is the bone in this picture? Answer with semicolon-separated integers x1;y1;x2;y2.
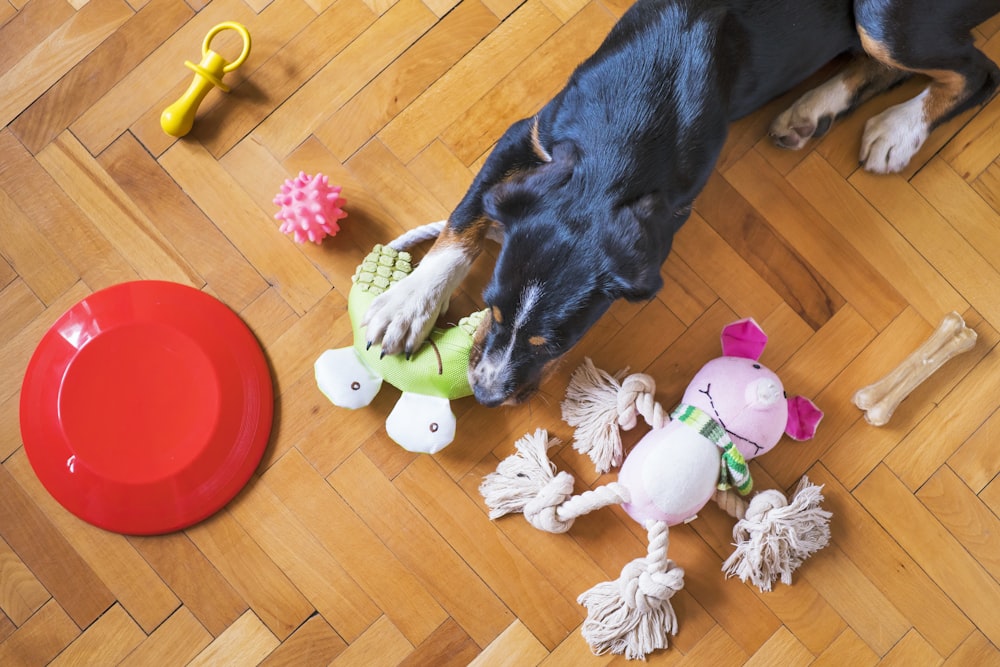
853;312;977;426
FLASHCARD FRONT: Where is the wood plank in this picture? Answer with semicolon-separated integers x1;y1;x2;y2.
0;0;75;79
258;613;347;666
98;132;267;312
128;532;248;637
0;280;44;346
697;170;843;330
185;509;315;640
50;603;146;666
329;451;514;648
855;465;1000;648
440;1;614;167
5;450;180;634
395;456;583;650
916;467;1000;582
397;619;482;667
263;448;447;645
329;616;414;666
187;610;280;667
227;477;380;643
849;168;1000;328
469;621;549;667
0;185;79;305
254;0;437;158
378;0;562;163
885;343;1000;490
318;0;499;162
0;0;132;127
911;157;1000;275
9;0;193;153
947;404;1000;492
158;139;331;314
743;627;813;667
808;465;973;656
200;0;375;159
788;153;966;325
0;131;138;292
0;536;50;626
811;628;879;667
120;607;213;667
724;149;905;330
36;131;200;286
0;600;80;666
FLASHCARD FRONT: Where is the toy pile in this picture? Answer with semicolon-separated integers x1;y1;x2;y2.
480;318;831;659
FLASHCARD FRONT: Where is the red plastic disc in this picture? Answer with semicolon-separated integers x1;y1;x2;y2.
20;281;273;535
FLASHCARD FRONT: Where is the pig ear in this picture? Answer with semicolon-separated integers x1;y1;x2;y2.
721;318;768;360
786;396;823;441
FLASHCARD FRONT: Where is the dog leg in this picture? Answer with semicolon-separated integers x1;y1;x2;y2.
362;226;482;357
364;118;540;359
855;21;1000;173
771;55;906;150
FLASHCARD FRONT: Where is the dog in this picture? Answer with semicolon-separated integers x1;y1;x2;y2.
363;0;1000;407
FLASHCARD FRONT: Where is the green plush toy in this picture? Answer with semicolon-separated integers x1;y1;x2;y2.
315;234;485;454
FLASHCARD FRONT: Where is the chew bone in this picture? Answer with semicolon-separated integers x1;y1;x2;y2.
853;312;976;426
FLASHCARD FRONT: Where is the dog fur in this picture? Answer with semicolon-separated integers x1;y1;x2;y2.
364;0;1000;407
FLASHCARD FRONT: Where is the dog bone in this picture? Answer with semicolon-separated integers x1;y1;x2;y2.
853;312;976;426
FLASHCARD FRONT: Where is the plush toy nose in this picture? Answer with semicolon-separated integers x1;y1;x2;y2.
747;378;783;408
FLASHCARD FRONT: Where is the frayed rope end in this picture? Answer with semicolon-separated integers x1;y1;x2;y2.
722;476;831;592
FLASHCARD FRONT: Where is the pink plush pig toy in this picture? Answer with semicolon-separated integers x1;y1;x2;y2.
480;319;830;660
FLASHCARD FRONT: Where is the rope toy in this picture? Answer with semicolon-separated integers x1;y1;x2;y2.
314;222;486;454
480;318;831;659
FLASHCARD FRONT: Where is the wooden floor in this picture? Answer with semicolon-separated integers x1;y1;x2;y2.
3;0;1000;664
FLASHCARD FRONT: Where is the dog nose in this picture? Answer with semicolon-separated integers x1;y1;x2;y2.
472;382;510;408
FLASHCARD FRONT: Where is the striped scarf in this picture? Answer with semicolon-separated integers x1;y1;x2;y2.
670;403;753;496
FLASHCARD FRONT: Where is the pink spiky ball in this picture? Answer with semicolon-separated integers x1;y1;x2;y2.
273;172;347;244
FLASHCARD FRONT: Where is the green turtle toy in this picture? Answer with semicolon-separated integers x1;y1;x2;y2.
315;224;486;454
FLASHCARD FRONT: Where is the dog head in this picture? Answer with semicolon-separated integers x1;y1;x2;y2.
467;142;686;406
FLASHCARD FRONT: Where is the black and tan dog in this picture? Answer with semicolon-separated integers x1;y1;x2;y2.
364;0;1000;407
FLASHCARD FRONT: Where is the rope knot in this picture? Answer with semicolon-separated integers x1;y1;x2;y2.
618;561;685;613
523;471;576;533
617;374;667;430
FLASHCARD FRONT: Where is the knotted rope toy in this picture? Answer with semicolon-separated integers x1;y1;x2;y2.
480;318;831;659
315;222;487;454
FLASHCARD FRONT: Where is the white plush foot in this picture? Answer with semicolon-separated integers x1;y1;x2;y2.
362;246;469;357
770;77;853;150
860;89;930;174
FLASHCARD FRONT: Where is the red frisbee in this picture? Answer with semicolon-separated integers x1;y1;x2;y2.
20;281;273;535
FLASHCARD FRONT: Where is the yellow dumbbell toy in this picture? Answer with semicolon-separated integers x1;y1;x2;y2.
160;22;252;138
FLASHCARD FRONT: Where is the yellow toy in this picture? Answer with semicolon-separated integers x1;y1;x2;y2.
160;22;252;137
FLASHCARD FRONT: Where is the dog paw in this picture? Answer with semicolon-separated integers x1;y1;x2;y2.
860;92;929;174
770;80;851;150
362;274;450;358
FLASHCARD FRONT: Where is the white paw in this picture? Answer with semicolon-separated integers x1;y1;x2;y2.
860;90;930;174
362;245;469;357
771;78;852;150
362;274;449;357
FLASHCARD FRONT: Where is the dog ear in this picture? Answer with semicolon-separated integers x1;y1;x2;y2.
483;142;578;225
601;193;671;301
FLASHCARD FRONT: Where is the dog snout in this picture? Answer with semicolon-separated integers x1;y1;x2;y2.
468;351;515;406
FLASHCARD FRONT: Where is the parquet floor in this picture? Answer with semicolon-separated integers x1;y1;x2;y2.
3;0;1000;664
